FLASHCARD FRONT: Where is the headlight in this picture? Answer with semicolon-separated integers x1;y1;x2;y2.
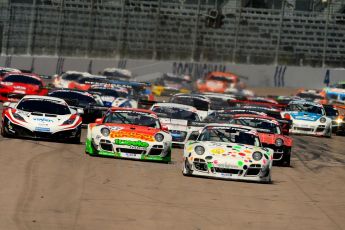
336;118;343;124
194;146;205;155
100;127;110;137
320;117;326;123
154;133;164;142
275;138;283;147
13;112;25;121
252;151;263;161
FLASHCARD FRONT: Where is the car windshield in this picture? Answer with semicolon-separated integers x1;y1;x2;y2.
296;93;324;100
206;110;266;122
61;73;83;81
288;103;323;115
90;88;128;98
231;118;281;134
103;111;160;128
17;99;70;115
3;75;42;86
324;106;339;117
49;91;102;106
198;126;260;147
208;97;230;110
78;78;105;84
171;96;209;111
208;75;234;83
152;106;200;121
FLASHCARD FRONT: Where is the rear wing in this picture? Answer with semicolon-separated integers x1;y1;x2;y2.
187;121;209;127
228;100;287;109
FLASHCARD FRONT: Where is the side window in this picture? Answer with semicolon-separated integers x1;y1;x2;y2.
188;131;200;141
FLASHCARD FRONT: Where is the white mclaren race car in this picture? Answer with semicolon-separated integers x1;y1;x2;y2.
183;124;273;183
281;100;332;137
1;95;82;143
151;103;203;145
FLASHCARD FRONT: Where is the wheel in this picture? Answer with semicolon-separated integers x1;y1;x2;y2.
282;148;291;167
1;119;11;138
69;128;81;144
182;159;193;176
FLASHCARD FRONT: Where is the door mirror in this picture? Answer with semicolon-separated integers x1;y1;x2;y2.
188;131;199;141
161;125;169;131
77;108;84;115
95;118;103;124
3;102;16;108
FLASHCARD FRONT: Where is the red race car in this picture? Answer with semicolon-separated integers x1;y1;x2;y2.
0;73;48;102
230;114;293;166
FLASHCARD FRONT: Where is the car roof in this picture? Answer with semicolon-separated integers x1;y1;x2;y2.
21;95;67;103
4;72;42;81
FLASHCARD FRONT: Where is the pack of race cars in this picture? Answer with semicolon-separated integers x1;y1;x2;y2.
1;67;344;184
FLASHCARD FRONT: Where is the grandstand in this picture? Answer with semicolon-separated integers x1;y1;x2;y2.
0;0;345;67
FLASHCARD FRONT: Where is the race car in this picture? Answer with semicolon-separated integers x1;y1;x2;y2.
295;89;327;104
68;75;107;91
183;124;273;183
196;71;240;93
151;103;201;145
230;114;293;166
282;100;332;137
85;108;172;162
323;81;345;103
88;85;130;107
48;89;107;124
0;72;48;101
204;109;267;123
170;93;210;120
52;71;92;88
152;73;192;96
0;67;21;79
1;95;82;143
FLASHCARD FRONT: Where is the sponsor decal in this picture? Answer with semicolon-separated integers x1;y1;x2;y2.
210;148;225;154
33;117;54;123
35;127;51;132
114;139;149;148
110;131;154;141
109;126;124;131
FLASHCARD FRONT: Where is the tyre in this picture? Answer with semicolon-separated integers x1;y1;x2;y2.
282;148;291;167
182;159;193;176
69;128;81;144
1;119;11;138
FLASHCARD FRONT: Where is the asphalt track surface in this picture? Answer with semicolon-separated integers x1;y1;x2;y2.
1;91;345;230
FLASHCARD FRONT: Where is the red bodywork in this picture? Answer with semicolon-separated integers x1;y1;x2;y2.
67;81;92;91
0;73;48;102
197;71;239;93
232;114;293;148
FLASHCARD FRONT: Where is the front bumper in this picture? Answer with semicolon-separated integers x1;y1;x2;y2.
4;118;81;140
85;138;171;162
290;124;330;136
184;158;271;182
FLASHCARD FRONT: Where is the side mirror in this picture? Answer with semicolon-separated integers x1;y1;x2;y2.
3;102;16;108
77;108;84;115
161;125;169;131
95;118;103;124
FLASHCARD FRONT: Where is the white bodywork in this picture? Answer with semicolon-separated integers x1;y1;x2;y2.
151;103;203;145
183;124;273;183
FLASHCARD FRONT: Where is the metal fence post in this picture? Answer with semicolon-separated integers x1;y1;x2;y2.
275;0;285;65
191;0;201;61
55;0;65;56
232;0;242;63
116;0;126;58
152;0;162;60
87;0;96;57
322;0;332;68
27;0;37;55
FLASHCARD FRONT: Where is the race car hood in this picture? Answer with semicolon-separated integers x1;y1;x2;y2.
289;112;322;122
189;141;272;164
5;109;80;133
159;118;192;132
95;123;162;142
257;133;292;147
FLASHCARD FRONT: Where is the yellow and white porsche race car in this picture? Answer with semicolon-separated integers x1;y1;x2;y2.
183;124;273;183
